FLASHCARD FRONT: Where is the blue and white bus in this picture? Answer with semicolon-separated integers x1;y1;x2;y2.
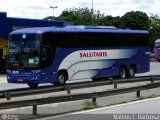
7;26;150;88
154;39;160;62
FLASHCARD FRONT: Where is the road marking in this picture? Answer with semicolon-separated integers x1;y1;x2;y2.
40;96;160;120
71;96;160;115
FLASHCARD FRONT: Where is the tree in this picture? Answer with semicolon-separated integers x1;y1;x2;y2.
149;14;160;51
103;16;121;28
121;11;150;30
44;7;105;25
43;16;55;20
149;14;160;39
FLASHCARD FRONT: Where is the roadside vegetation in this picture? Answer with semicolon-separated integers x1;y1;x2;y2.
81;94;156;110
81;100;98;110
44;7;160;51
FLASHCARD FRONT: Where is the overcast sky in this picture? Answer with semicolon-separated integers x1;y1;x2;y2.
0;0;159;19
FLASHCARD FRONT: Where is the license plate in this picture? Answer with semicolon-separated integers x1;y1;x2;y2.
17;79;23;82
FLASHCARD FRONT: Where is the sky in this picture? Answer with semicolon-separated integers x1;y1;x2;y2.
0;0;160;19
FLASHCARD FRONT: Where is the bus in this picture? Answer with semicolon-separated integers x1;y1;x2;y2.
0;46;7;73
154;39;160;62
7;26;150;88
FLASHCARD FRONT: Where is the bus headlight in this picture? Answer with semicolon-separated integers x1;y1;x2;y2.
7;76;11;80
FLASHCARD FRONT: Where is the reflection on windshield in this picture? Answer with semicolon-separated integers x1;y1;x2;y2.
155;42;160;48
21;41;40;67
8;40;40;68
8;41;20;65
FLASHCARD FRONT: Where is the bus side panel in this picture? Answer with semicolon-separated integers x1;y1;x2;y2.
57;48;143;81
67;60;117;80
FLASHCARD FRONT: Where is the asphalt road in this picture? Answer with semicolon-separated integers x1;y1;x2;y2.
0;62;160;90
43;97;160;120
0;62;160;120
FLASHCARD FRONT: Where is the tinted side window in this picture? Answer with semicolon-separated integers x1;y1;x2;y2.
50;32;149;48
41;33;54;68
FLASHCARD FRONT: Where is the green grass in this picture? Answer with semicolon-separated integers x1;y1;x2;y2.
81;94;157;111
81;100;98;110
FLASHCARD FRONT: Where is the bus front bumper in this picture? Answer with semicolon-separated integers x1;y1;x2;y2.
7;70;41;84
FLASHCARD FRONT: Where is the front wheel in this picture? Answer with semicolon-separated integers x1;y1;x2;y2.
119;66;127;79
57;71;67;85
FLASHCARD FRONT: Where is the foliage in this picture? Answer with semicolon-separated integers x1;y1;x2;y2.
81;100;98;110
44;7;160;50
149;14;160;50
56;7;105;25
121;11;150;30
44;8;150;30
43;16;55;20
103;16;121;28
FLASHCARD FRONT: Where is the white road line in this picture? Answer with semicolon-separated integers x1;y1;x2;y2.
72;96;160;114
41;96;160;120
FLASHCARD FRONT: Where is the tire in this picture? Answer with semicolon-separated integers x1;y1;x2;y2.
57;71;67;85
119;66;127;79
128;66;136;78
28;83;38;88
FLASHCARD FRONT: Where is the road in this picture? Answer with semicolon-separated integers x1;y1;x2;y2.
0;62;160;90
0;62;160;120
43;97;160;120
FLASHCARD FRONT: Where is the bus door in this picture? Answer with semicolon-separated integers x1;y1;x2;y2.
41;45;54;83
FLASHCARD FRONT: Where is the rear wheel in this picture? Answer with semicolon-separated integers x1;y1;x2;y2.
28;83;38;88
128;66;136;78
119;66;127;79
57;71;67;85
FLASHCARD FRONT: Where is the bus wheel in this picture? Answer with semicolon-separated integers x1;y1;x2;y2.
28;83;38;88
128;66;136;78
57;71;67;85
119;66;127;79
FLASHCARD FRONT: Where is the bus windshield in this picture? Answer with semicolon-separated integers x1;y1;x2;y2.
155;42;160;48
8;34;40;69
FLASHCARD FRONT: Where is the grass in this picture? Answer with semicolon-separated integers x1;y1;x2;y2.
81;94;157;111
81;100;98;110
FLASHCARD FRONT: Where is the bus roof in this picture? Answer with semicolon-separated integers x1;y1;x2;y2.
155;39;160;42
10;26;149;35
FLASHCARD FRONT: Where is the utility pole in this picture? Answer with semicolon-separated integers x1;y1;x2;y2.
91;0;94;25
50;6;58;20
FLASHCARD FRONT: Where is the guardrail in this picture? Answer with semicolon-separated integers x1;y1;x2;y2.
1;75;160;100
0;81;160;115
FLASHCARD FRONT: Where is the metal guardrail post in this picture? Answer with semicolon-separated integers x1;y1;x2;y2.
4;92;11;100
92;97;97;105
33;104;37;115
65;85;71;94
112;80;117;88
137;90;140;97
151;76;154;83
